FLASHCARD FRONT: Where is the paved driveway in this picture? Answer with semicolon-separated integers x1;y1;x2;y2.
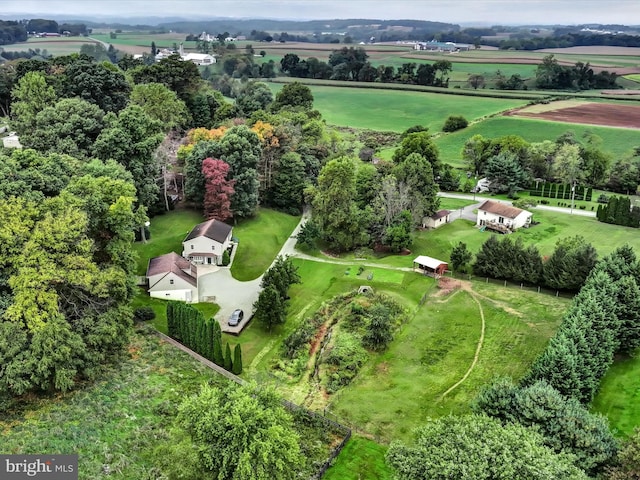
197;266;262;334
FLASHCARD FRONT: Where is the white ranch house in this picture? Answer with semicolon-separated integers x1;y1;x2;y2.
476;200;532;231
146;252;198;302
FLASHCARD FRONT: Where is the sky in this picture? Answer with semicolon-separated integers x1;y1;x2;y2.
2;0;640;26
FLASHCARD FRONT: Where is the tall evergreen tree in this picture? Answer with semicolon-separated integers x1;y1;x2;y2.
232;344;243;375
224;342;233;371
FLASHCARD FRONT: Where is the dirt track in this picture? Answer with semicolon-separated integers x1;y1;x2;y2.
506;102;640;129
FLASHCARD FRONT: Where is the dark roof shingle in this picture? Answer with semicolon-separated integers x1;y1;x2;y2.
184;219;232;244
146;252;197;287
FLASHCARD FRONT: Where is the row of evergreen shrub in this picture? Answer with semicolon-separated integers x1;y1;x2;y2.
166;302;242;374
529;181;592;201
596;195;640;228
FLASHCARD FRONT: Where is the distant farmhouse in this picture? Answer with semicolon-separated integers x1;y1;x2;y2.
155;43;216;65
476;200;532;233
413;40;470;52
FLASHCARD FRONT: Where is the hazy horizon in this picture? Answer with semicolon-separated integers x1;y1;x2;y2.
3;0;640;26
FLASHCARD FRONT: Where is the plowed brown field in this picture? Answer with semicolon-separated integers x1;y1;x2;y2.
505;102;640;129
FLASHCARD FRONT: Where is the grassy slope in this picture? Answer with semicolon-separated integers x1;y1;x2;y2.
0;328;226;478
592;354;640;436
435;116;640;168
269;83;527;132
230;208;300;281
329;284;566;442
324;436;394;480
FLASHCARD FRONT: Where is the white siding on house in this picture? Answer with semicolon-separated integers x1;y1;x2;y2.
182;232;232;265
148;272;198;302
477;210;532;229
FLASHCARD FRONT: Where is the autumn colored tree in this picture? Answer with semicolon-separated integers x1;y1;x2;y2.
202;158;235;221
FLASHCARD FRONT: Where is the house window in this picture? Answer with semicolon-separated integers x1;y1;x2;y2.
170;279;174;284
498;216;504;224
212;245;215;250
191;245;194;249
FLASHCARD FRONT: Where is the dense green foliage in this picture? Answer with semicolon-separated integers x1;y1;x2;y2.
178;383;304;480
442;115;468;132
475;378;618;475
525;246;640;402
597;195;640;228
0;150;138;394
386;415;588;479
166;302;242;373
254;256;301;331
474;235;543;284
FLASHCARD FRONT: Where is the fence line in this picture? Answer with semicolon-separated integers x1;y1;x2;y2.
153;329;352;479
444;270;575;299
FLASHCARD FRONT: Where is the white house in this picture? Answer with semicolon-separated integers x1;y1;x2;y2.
182;218;233;266
422;209;451;229
476;200;532;231
182;53;216;65
146;252;198;302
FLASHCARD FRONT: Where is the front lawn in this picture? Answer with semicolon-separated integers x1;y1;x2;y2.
324;436;393;480
133;208;204;275
230;209;301;281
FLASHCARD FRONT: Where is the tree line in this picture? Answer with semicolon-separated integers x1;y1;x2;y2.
535;54;618;90
461;234;598;292
462;130;638;197
280;47;453;87
597;195;640;228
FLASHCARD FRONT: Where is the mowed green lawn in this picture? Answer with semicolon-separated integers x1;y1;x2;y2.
328;282;567;442
435;116;640;168
230;209;300;280
592;354;640;437
269;83;526;132
324;436;393;480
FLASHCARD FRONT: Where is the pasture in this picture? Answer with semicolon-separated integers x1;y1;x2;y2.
269;83;527;132
0;37;99;55
435;116;640;168
330;284;566;441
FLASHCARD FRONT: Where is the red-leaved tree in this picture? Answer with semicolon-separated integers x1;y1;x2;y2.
202;158;235;221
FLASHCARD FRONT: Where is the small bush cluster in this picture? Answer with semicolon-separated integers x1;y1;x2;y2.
442;115;468;132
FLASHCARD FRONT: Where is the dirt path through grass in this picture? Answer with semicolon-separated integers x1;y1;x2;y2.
439;286;486;400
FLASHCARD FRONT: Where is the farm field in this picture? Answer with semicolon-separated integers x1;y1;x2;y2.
508;100;640;129
269;83;528;132
90;32;195;54
435;116;640;168
0;37;100;55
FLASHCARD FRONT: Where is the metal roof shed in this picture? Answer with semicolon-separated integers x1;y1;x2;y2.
413;255;448;276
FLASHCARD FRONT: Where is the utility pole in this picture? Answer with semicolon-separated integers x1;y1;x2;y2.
570;181;576;214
